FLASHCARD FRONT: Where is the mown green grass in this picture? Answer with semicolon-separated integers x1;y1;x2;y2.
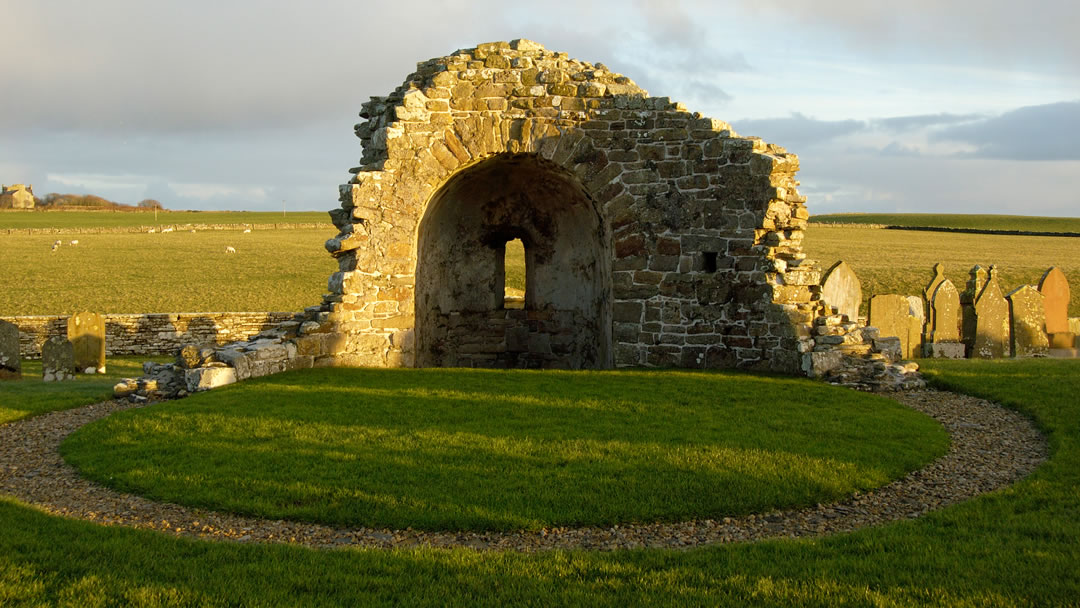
0;210;329;230
0;228;338;315
0;357;169;424
803;224;1080;316
2;359;1079;605
61;367;945;531
811;213;1080;233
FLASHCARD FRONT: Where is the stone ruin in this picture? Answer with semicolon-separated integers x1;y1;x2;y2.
117;39;929;400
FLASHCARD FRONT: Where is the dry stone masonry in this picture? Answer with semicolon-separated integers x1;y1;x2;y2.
117;40;937;397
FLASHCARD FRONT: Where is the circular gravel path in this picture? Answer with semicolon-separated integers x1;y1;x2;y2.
0;389;1047;552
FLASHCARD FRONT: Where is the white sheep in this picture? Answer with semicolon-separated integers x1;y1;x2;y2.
162;227;174;233
225;246;237;254
53;239;62;247
69;239;79;246
243;228;252;233
148;228;157;233
50;243;59;253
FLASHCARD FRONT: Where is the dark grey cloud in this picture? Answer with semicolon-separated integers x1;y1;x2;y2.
873;113;983;133
732;113;866;148
930;101;1080;160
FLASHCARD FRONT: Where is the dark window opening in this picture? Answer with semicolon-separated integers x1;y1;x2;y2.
703;251;719;273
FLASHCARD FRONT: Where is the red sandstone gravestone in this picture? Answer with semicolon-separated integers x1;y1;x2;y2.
1039;267;1074;350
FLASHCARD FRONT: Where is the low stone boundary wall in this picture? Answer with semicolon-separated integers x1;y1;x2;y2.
1;312;295;358
2;222;326;235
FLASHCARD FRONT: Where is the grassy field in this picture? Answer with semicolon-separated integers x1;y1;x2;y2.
61;368;945;532
0;228;338;315
802;225;1080;317
0;359;1078;605
810;213;1080;233
0;210;330;230
2;215;1075;321
0;357;170;424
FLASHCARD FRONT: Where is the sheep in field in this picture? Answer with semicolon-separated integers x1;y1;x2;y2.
225;246;237;254
50;242;59;253
69;239;79;246
162;227;174;233
53;239;62;247
243;228;252;233
148;228;156;233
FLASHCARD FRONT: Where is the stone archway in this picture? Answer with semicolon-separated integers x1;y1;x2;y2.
415;153;612;369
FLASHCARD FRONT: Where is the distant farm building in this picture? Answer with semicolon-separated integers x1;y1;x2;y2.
0;184;35;209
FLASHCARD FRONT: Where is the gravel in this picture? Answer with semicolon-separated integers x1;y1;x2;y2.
0;389;1047;552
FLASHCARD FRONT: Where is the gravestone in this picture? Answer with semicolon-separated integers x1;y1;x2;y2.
0;319;21;380
1006;285;1049;357
869;294;924;359
42;336;76;382
1038;267;1074;349
963;265;1010;358
925;278;964;358
67;311;106;373
923;263;948;342
820;261;862;322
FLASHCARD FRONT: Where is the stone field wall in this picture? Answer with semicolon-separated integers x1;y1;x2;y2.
1;312;295;358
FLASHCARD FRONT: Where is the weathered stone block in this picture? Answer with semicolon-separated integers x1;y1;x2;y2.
185;367;237;392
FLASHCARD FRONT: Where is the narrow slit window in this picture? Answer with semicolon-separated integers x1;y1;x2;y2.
503;238;526;309
703;251;719;273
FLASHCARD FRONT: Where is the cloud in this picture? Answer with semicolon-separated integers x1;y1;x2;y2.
930;101;1080;160
732;113;866;148
873;113;983;133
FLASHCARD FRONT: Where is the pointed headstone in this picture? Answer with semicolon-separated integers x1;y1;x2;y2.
923;263;947;341
0;319;21;380
820;261;862;322
42;336;76;382
67;312;106;374
1007;285;1049;357
969;265;1011;358
1039;267;1074;348
924;279;964;358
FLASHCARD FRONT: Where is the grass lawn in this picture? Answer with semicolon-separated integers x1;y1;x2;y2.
0;228;338;315
60;368;945;531
0;359;1078;605
810;213;1080;233
0;357;169;424
0;210;329;230
802;225;1080;317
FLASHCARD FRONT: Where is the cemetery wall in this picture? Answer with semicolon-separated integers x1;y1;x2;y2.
0;312;294;358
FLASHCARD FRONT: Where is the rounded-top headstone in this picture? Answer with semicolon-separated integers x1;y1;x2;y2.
820;261;862;322
1038;266;1071;335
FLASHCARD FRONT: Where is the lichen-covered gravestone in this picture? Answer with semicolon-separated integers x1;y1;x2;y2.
0;319;21;380
962;265;1010;359
925;278;964;358
42;336;76;382
1039;267;1074;350
868;294;924;359
67;311;106;373
1006;285;1049;357
820;261;862;322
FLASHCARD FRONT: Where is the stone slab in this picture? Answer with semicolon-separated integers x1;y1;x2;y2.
41;336;76;381
820;261;862;322
869;295;923;360
67;312;106;373
1006;285;1049;357
1038;267;1070;335
924;342;965;359
0;319;21;379
184;367;237;392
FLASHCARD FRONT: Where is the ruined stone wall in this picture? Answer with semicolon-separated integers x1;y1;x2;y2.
321;39;815;373
1;312;294;358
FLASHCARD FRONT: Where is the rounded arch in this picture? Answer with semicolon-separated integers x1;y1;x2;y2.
415;153;612;369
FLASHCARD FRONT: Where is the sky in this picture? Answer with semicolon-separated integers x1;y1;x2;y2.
1;0;1078;217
